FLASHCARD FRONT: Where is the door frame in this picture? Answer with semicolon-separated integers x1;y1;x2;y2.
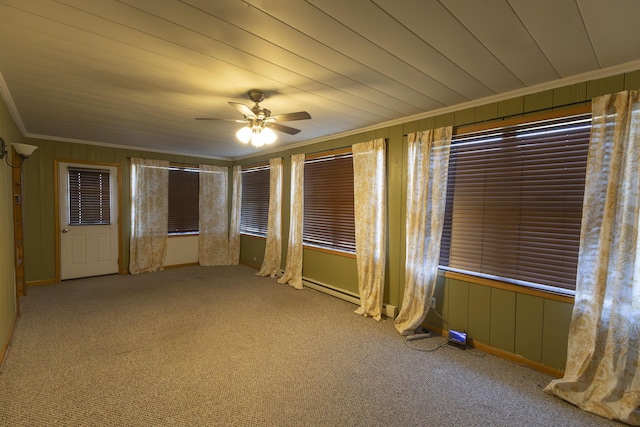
54;159;123;282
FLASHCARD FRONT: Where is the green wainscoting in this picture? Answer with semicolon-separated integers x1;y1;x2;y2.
240;235;266;269
302;248;358;295
425;275;573;373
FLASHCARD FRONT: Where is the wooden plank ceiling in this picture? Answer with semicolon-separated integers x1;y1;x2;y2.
0;0;639;159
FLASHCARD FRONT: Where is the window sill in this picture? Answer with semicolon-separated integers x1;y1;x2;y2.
303;244;356;259
240;233;267;240
168;232;198;238
439;269;575;304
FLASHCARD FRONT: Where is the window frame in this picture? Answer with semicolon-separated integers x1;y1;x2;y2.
240;164;271;238
303;149;356;256
438;106;592;296
167;165;200;235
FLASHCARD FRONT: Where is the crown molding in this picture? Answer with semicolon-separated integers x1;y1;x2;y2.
25;133;232;162
0;72;28;136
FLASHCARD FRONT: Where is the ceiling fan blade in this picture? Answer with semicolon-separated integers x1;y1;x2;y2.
268;123;301;135
229;102;256;118
271;111;311;122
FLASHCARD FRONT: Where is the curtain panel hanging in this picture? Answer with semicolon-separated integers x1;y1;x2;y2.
229;165;242;265
129;158;169;274
544;90;640;425
257;158;283;277
277;154;305;289
198;165;230;266
353;138;387;321
394;127;452;335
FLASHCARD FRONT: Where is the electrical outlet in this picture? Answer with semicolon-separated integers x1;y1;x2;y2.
430;297;436;309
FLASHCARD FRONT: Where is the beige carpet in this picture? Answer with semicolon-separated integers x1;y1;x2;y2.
0;265;622;426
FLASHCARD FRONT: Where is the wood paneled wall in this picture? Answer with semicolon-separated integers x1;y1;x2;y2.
0;93;26;363
236;69;640;373
21;143;231;283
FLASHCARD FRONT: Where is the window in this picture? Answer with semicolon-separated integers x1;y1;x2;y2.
68;167;111;225
168;167;199;234
304;152;356;253
439;112;592;293
240;165;270;237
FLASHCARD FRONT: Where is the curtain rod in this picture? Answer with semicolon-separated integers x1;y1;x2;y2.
126;157;199;168
402;100;591;137
303;137;388;160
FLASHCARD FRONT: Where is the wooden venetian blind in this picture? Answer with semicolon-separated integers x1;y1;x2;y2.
68;168;111;225
439;112;592;291
303;153;356;253
240;165;270;237
168;168;199;234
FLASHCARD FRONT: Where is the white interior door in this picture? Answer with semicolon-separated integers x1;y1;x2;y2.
58;162;119;280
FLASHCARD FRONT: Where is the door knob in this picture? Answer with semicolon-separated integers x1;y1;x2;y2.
61;228;69;233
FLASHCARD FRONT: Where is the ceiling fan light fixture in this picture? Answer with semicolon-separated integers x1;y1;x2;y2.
262;127;277;145
206;90;309;148
250;128;265;147
236;124;277;148
236;126;252;144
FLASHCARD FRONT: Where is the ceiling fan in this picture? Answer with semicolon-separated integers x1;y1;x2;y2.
196;89;311;147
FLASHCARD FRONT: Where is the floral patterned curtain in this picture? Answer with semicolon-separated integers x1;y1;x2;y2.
545;90;640;425
257;158;283;277
277;154;305;289
129;158;169;274
353;139;386;321
198;165;230;266
228;165;242;265
394;127;452;335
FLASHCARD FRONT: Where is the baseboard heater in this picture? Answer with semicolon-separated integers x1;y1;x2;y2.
276;269;398;318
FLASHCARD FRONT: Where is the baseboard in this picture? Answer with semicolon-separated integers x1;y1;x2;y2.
239;261;260;270
163;262;199;269
276;269;397;318
471;341;564;378
0;313;16;370
26;278;57;287
423;323;564;378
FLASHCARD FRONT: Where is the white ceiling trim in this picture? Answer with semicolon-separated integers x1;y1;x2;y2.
25;132;233;162
0;72;27;137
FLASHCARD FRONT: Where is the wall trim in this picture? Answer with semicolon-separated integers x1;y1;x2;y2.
0;72;27;136
239;260;261;269
26;279;57;287
0;313;16;370
443;271;574;304
164;262;199;269
424;324;564;378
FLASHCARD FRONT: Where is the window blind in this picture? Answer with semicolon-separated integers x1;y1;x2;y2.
168;168;199;234
439;113;591;291
68;168;111;225
240;165;270;237
303;153;356;253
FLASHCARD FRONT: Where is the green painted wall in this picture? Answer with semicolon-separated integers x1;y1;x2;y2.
21;140;231;282
9;68;640;372
235;69;640;372
0;94;24;356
